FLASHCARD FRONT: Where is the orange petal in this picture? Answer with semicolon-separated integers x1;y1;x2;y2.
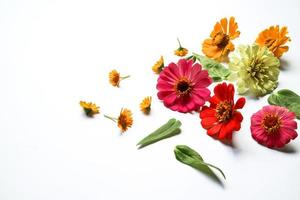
210;22;223;38
220;17;228;34
228;17;240;39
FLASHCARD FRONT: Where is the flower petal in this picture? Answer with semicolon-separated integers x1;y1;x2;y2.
234;97;246;109
201;117;218;129
207;123;222;136
200;107;216;119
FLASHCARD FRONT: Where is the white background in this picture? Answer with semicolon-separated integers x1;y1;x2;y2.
1;0;300;199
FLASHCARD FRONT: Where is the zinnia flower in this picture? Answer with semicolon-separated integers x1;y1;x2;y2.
255;25;291;58
251;105;298;148
202;17;240;62
79;101;100;117
152;56;164;74
140;96;152;114
228;44;280;97
109;69;130;87
174;38;188;57
199;83;245;141
104;108;133;132
157;58;212;113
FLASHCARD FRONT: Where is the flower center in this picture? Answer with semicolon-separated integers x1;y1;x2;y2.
175;77;192;96
265;38;276;48
216;101;232;122
214;33;230;48
262;114;281;134
248;59;265;78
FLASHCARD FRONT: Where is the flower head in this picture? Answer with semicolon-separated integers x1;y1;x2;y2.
140;96;152;114
228;44;280;97
255;25;290;58
117;108;133;132
79;101;100;117
202;17;240;62
174;38;188;57
152;56;164;74
200;83;245;141
104;108;133;133
251;105;298;148
157;58;212;113
109;69;130;87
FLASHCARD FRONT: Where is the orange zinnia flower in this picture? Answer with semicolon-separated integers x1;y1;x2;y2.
255;25;290;58
202;17;240;62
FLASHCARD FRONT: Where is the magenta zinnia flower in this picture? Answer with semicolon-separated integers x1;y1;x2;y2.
251;105;298;148
156;59;212;113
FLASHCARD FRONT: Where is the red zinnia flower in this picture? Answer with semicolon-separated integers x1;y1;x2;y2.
251;105;298;148
156;59;212;113
200;82;246;140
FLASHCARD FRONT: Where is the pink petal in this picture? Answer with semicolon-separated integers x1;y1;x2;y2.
157;91;174;100
156;81;174;91
280;128;298;140
281;111;296;121
161;67;179;83
190;94;204;107
190;63;202;80
177;59;192;77
194;77;213;88
167;62;181;78
163;93;178;106
281;120;298;130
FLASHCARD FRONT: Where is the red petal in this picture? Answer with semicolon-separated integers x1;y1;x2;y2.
218;123;230;139
234;97;246;109
207;123;222;136
227;83;235;102
214;82;228;101
200;107;216;118
209;96;220;108
233;111;243;123
201;117;218;129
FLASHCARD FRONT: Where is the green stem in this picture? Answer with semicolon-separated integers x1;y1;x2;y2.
104;115;117;122
202;162;226;180
177;37;182;48
121;75;130;80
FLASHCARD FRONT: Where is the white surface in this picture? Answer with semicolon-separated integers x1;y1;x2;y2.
1;0;300;199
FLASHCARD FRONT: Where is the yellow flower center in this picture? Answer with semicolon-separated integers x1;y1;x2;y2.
175;77;192;96
216;101;232;122
262;114;281;134
214;33;230;49
248;59;265;78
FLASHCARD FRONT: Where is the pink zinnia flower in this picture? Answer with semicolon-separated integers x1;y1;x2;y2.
156;59;212;113
251;105;298;148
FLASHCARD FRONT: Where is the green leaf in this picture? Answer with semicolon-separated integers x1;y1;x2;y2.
174;145;226;180
268;89;300;119
192;53;230;82
137;119;182;149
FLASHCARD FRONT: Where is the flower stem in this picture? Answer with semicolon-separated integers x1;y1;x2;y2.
121;75;130;80
104;115;117;122
177;37;182;48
